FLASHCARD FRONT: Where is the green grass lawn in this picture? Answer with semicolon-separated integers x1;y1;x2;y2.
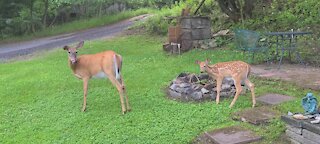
0;35;319;143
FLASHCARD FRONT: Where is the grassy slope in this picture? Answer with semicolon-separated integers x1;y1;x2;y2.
0;35;319;143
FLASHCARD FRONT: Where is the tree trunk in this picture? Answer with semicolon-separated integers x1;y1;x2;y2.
98;2;103;17
217;0;240;22
217;0;255;22
194;0;206;15
243;0;254;18
29;0;35;33
42;0;49;27
49;14;57;27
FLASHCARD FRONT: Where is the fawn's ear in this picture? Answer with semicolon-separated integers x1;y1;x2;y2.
195;60;200;65
205;58;211;63
63;46;69;51
76;41;84;49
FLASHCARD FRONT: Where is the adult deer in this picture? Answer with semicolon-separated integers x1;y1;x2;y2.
63;41;130;114
195;59;256;108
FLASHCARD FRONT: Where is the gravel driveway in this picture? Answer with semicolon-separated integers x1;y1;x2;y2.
0;14;150;61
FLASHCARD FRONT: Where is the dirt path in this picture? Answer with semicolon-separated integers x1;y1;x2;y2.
0;14;150;61
251;63;320;90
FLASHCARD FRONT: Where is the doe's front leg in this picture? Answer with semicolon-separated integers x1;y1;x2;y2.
82;78;89;112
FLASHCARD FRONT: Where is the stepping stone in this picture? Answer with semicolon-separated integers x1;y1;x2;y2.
200;126;262;144
256;93;295;105
233;107;279;125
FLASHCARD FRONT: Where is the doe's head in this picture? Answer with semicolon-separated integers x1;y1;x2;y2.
63;41;84;64
195;59;210;73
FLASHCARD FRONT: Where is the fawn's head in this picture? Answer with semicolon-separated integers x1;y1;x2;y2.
63;41;84;64
195;59;210;73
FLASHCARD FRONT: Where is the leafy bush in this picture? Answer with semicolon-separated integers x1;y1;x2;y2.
143;3;185;35
298;39;320;67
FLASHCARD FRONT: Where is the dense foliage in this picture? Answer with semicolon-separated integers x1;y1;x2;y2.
0;0;178;39
140;0;320;66
1;0;319;65
142;0;319;36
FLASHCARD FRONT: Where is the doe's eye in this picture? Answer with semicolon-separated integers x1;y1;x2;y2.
76;52;78;53
68;52;70;54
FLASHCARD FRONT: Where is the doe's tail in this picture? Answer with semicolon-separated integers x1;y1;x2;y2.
113;54;122;80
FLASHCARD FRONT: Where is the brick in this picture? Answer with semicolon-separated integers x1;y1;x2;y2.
286;125;303;135
286;130;318;144
302;129;320;144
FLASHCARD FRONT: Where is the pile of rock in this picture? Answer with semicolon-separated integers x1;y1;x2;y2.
167;72;245;102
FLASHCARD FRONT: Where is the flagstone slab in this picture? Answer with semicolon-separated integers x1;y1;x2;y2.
233;107;279;125
256;93;295;105
204;126;262;144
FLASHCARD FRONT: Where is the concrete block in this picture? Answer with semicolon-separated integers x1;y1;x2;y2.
302;129;320;144
286;125;303;135
288;138;301;144
302;121;320;135
282;115;303;128
286;130;318;144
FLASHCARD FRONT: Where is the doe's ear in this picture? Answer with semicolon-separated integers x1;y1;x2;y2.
63;46;69;51
76;41;84;49
195;60;200;65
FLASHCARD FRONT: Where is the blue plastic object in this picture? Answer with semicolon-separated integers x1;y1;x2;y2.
302;93;318;114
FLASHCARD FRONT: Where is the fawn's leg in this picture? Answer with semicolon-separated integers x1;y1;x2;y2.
215;77;223;104
245;79;256;107
229;77;242;108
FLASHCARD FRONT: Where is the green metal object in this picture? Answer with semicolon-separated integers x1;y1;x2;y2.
234;29;269;63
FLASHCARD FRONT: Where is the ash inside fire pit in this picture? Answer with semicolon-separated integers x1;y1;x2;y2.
167;72;246;102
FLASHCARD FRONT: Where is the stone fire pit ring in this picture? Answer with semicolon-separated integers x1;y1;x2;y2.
166;72;247;102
